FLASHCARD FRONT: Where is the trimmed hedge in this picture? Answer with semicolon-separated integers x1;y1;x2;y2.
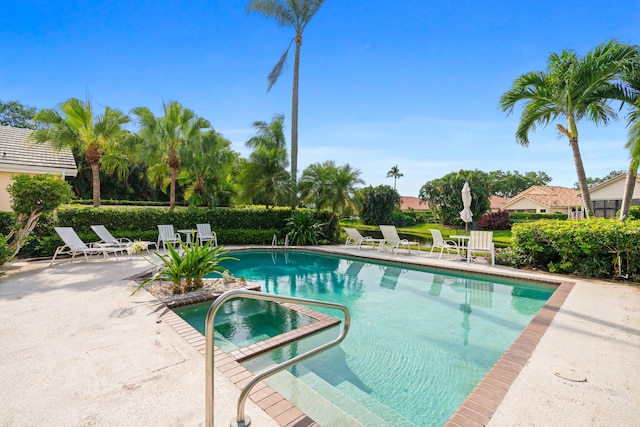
11;205;338;258
512;218;640;280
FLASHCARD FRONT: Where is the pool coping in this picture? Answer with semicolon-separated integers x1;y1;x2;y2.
153;248;575;427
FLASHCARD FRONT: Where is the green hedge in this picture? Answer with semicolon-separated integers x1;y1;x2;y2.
512;218;640;280
11;205;338;258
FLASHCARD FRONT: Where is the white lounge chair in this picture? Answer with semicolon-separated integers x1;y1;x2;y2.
343;227;382;250
157;224;181;249
429;229;459;259
91;225;132;248
50;227;123;266
196;223;218;246
467;230;495;265
378;225;421;254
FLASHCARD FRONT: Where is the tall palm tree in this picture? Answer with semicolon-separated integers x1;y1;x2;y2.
620;121;640;219
499;40;639;218
239;114;291;208
31;98;130;207
132;101;210;208
246;0;325;206
386;165;403;190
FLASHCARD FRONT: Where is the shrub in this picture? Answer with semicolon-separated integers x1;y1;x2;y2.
479;210;511;230
494;247;521;267
512;218;640;280
287;210;324;245
387;211;416;227
0;235;9;265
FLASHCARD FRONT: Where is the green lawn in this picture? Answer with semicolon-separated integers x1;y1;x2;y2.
338;220;512;248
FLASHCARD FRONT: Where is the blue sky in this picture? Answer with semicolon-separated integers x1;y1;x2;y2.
2;1;639;196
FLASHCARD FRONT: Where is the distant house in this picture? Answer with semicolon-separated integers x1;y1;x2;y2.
400;196;429;211
589;173;640;218
0;125;77;212
489;195;509;212
501;186;582;216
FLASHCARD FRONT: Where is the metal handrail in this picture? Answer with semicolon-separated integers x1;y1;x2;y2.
205;289;350;427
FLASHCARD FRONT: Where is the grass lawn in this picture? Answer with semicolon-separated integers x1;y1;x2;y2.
338;219;512;248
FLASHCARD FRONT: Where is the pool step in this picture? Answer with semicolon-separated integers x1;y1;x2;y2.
299;363;415;427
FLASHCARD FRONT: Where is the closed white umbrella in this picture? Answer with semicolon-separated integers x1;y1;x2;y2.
460;181;473;233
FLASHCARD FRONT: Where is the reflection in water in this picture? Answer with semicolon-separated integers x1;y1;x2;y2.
380;265;404;289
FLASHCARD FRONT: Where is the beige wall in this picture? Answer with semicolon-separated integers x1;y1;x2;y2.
505;198;568;214
0;171;15;211
591;178;640;200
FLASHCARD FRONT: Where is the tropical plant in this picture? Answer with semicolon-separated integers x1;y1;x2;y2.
132;101;211;209
499;40;639;218
478;210;511;230
238;114;291;208
386;165;403;190
488;170;552;198
135;241;237;295
31;97;131;207
298;160;364;222
246;0;326;206
178;130;240;207
286;209;324;245
358;185;400;225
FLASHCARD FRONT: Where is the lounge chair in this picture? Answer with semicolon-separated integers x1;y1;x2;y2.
429;229;459;259
466;230;495;265
157;224;181;250
378;225;421;254
196;223;218;246
91;225;156;254
50;227;123;266
343;227;383;250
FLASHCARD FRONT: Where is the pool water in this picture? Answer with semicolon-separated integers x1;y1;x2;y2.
210;250;555;426
173;299;317;351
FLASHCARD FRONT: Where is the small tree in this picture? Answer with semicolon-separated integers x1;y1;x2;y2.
358;185;400;225
4;174;73;261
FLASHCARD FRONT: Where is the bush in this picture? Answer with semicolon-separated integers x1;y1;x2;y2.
479;210;511;230
0;235;9;265
494;247;521;267
387;211;417;227
508;212;566;222
287;210;324;245
512;218;640;280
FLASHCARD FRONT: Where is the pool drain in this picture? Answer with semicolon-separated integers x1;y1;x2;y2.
550;365;587;382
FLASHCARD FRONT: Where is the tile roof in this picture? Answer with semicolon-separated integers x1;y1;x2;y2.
400;196;430;211
490;195;509;210
503;185;581;209
0;125;77;176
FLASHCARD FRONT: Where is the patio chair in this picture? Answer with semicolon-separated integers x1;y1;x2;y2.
428;229;459;259
196;223;218;246
157;224;181;250
91;225;156;254
378;225;420;254
343;227;383;250
466;230;495;265
50;227;123;266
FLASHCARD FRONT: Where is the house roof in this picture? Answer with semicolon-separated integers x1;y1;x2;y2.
490;195;509;210
589;172;640;193
400;196;430;211
0;125;77;176
502;185;581;209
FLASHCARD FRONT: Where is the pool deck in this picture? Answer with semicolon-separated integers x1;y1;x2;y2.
1;245;639;426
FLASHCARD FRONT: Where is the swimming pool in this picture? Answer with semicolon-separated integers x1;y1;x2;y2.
204;250;556;426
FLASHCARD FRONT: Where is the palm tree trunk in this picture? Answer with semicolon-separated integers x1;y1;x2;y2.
90;162;101;207
290;31;301;208
620;165;638;220
170;167;177;209
569;137;592;218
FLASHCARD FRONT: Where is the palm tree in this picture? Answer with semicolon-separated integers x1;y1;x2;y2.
499;40;639;218
178;130;239;207
246;0;326;206
239;114;291;208
31;98;130;207
619;55;640;220
386;165;403;190
299;160;364;222
132;101;210;208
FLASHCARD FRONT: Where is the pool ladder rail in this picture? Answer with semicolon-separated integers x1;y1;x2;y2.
205;289;350;427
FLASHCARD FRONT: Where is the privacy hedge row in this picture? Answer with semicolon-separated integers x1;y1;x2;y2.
512;218;640;280
15;205;338;258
